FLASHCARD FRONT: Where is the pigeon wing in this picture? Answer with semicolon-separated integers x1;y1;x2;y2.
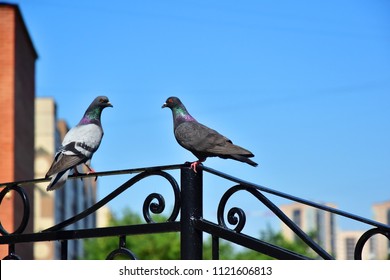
46;124;103;177
175;121;212;151
175;121;253;156
45;144;87;177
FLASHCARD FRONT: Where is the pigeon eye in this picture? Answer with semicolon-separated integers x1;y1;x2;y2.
99;98;105;103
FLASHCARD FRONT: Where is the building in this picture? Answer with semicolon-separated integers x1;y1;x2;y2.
34;98;98;259
336;200;390;260
0;3;38;259
279;200;390;259
279;202;337;257
0;2;97;259
336;230;375;260
34;98;57;259
96;205;112;228
372;200;390;259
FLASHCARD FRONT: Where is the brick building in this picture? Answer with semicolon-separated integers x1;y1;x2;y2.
0;3;38;259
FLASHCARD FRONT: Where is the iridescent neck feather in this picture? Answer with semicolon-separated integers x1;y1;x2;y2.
173;105;196;124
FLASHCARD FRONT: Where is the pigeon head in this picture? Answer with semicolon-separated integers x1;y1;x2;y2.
162;96;196;124
162;96;182;109
80;96;113;124
91;96;113;110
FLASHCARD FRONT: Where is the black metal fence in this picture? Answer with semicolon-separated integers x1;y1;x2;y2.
1;163;389;260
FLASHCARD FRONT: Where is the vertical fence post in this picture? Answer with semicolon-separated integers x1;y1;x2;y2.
180;166;203;260
60;240;68;260
212;235;219;260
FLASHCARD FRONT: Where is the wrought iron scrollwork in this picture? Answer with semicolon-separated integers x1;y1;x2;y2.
143;193;165;223
0;185;30;235
226;207;247;233
3;253;22;260
216;182;333;259
43;169;180;232
2;164;390;260
106;247;137;260
354;227;390;260
106;235;137;260
141;170;181;223
217;185;249;233
2;244;21;260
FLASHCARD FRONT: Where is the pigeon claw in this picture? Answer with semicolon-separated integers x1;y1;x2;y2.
84;163;95;174
84;163;98;181
190;161;202;173
73;167;84;182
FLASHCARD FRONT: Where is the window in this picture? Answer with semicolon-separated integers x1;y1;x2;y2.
292;209;301;227
346;238;355;260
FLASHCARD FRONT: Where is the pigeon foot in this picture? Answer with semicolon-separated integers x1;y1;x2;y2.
73;167;84;182
84;163;98;181
84;163;96;174
190;161;203;173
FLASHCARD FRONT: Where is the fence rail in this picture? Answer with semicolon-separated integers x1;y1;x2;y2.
1;163;389;260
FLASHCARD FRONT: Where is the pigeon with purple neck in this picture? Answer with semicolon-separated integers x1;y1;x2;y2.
162;96;258;172
45;96;113;191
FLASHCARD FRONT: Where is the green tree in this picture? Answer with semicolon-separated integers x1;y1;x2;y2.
235;225;318;259
84;209;237;260
202;237;237;260
84;209;318;260
84;209;180;260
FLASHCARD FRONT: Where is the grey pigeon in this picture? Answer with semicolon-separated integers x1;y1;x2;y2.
162;96;258;172
45;96;113;191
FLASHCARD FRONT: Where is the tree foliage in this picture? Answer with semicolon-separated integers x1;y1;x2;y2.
84;209;180;260
235;225;317;260
84;209;316;260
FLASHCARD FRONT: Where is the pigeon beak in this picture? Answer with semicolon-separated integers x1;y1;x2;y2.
107;102;113;108
162;103;167;108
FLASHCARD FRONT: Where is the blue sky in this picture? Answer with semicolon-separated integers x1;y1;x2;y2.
11;0;390;236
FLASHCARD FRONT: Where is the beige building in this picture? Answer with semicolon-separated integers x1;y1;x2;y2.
279;201;390;260
337;230;375;260
34;98;58;259
372;200;390;259
97;205;113;228
279;202;337;257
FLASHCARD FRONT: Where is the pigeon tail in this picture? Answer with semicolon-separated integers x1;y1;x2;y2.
46;169;71;191
230;154;258;167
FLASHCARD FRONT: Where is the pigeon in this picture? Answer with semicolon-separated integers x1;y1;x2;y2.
162;96;258;172
45;96;113;191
